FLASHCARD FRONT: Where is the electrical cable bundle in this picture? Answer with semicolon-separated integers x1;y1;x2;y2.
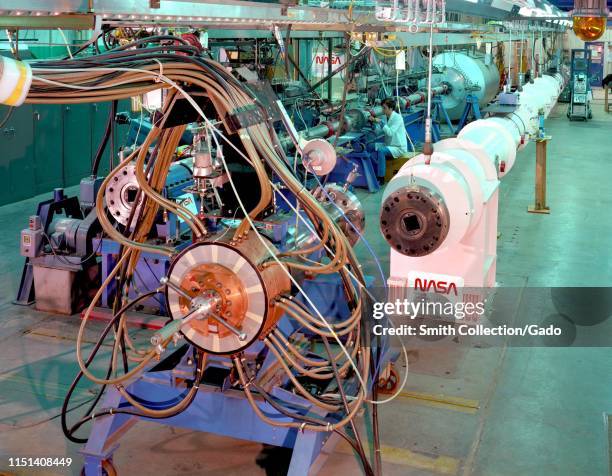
18;37;396;475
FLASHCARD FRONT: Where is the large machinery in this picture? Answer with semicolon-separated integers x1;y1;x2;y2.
296;85;449;144
9;22;564;473
282;84;451;192
431;51;500;120
282;52;500;193
8;39;393;476
432;51;499;123
380;70;565;289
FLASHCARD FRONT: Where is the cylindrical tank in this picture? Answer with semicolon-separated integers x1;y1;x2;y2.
431;52;500;120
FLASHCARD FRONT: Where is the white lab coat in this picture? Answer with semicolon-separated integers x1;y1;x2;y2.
381;111;408;158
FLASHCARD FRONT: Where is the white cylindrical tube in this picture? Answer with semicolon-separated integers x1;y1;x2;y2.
381;72;566;257
0;57;32;106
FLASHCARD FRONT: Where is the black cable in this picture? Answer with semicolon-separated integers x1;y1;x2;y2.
110;127;167;372
102;30;112;51
244;370;374;476
62;29;108;60
10;395;97;430
111;35;192;52
66;349;205;439
61;290;159;443
321;335;374;476
0;106;14;129
109;100;115;171
91;100;117;176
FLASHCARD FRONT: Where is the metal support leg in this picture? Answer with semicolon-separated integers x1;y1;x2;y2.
439;100;454;132
455;95;481;133
287;430;331;476
431;97;453;141
455;103;472;133
360;157;380;193
472;100;482;120
528;137;551;214
81;387;136;476
431;121;441;142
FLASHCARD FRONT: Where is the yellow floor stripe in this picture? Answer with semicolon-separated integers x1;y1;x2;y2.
23;329;114;346
397;391;480;414
338;442;460;475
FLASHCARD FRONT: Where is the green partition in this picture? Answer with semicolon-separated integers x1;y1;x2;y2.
0;105;35;205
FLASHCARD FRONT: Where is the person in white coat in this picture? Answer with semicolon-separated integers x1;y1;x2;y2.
368;98;408;181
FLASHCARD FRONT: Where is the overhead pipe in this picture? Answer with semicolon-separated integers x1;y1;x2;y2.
301;84;448;141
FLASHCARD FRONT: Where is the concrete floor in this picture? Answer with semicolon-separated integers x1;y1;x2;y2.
1;95;611;476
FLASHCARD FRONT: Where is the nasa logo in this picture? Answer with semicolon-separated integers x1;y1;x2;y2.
413;278;458;295
314;55;342;65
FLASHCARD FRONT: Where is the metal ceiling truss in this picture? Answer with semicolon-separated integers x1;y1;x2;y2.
0;0;567;32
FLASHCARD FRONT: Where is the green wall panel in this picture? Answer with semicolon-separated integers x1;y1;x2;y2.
33;104;64;194
0;99;146;207
62;104;92;187
0;105;35;205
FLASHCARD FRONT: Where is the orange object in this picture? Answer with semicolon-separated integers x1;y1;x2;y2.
572;16;606;41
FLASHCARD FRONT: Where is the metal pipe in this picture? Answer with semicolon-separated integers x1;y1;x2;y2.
301;85;448;141
423;22;435;158
209;311;248;341
160;276;192;301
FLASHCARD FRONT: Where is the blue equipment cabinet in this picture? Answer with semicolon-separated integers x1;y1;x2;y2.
567;48;593;121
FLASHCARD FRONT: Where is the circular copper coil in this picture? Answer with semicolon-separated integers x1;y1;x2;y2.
166;233;290;354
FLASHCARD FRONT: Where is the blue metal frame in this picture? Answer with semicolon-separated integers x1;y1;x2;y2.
430;96;454;142
454;94;482;133
81;369;340;476
328;150;380;193
81;271;396;475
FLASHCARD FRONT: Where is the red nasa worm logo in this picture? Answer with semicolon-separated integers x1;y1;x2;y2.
413;278;459;296
314;55;342;65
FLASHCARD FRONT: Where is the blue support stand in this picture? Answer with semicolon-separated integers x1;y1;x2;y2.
455;94;482;133
404;102;452;146
327;131;380;193
81;369;340;476
403;108;426;145
79;273;391;476
430;96;454;142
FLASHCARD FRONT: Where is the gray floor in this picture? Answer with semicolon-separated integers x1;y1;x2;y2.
0;96;611;476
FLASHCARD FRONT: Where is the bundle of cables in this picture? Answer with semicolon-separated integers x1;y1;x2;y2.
16;36;388;475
